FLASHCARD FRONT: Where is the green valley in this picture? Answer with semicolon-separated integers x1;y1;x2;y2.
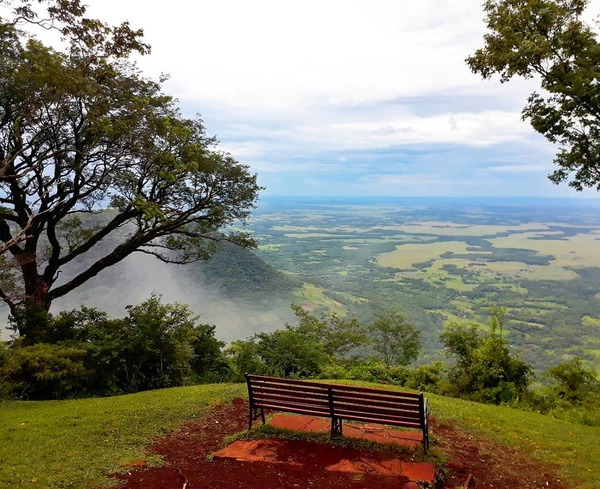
248;197;600;373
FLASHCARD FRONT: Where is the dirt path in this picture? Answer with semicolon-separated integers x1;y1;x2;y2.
111;398;568;489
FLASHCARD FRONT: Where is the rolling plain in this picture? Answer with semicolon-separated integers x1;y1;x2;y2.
249;197;600;372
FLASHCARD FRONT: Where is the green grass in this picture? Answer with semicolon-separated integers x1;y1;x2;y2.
1;382;599;489
429;393;600;489
0;384;245;489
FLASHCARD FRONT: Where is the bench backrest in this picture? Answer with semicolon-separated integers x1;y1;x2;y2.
246;375;332;418
246;374;426;429
330;383;425;429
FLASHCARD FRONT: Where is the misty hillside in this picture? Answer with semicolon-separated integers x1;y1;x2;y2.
184;240;300;303
1;234;303;343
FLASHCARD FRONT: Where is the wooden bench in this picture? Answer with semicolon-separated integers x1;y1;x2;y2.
245;374;429;452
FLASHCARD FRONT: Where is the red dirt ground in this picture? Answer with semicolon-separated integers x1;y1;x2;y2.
111;398;569;489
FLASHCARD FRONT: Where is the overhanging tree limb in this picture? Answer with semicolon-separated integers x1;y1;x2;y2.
467;0;600;191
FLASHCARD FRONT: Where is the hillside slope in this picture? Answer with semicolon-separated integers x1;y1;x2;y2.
1;383;598;488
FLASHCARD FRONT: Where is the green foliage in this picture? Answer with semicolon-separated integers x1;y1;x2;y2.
8;301;55;345
545;357;599;402
291;304;368;358
225;305;371;379
405;362;446;392
368;311;421;367
0;295;230;398
253;328;329;378
467;0;600;191
0;342;87;399
335;361;410;385
535;357;600;423
439;323;484;366
0;341;13;399
0;0;260;323
439;309;534;404
224;340;266;380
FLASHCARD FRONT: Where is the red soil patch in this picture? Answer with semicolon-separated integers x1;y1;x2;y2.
269;413;423;448
214;439;435;483
111;398;569;489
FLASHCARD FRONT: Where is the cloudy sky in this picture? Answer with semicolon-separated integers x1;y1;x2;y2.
83;1;600;198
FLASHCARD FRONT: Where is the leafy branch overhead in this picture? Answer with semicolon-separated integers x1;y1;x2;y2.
467;0;600;191
0;0;261;321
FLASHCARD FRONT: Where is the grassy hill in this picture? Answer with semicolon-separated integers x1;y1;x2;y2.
1;383;599;489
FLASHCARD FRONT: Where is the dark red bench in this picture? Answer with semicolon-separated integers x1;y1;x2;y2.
245;374;429;452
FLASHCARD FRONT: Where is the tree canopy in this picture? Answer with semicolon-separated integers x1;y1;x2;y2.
440;308;533;404
467;0;600;191
0;1;260;324
368;312;421;367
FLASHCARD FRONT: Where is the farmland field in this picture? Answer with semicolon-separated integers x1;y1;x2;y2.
249;197;600;373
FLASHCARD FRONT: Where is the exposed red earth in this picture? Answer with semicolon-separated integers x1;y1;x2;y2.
111;397;569;489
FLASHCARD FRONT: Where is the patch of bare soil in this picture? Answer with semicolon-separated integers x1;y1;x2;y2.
435;420;568;489
111;398;569;489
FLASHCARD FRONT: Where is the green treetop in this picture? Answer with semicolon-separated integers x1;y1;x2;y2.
468;0;600;191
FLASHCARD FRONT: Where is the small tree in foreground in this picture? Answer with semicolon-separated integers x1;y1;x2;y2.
545;357;599;402
225;306;371;379
368;312;421;367
440;308;533;404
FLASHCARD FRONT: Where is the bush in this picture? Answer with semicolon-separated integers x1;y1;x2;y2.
545;358;599;403
344;361;409;385
0;342;12;400
440;309;534;405
318;363;351;380
405;362;446;392
1;295;231;399
1;342;87;399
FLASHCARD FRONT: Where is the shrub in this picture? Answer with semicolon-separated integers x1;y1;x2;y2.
1;295;231;398
405;362;446;392
344;361;409;385
1;343;87;399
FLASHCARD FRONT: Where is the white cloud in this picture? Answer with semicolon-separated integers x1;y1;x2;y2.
42;1;600;196
86;0;497;108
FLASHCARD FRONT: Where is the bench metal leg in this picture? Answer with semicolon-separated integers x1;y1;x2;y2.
331;417;342;438
248;405;265;430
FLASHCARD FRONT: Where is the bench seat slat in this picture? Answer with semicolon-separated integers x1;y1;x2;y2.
253;393;331;409
334;409;422;426
249;376;328;389
332;402;422;421
334;412;422;429
331;394;420;411
251;379;329;391
252;385;329;399
331;390;420;406
330;383;422;399
254;401;331;417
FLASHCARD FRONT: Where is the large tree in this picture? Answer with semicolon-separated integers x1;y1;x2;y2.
467;0;600;191
0;1;260;327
